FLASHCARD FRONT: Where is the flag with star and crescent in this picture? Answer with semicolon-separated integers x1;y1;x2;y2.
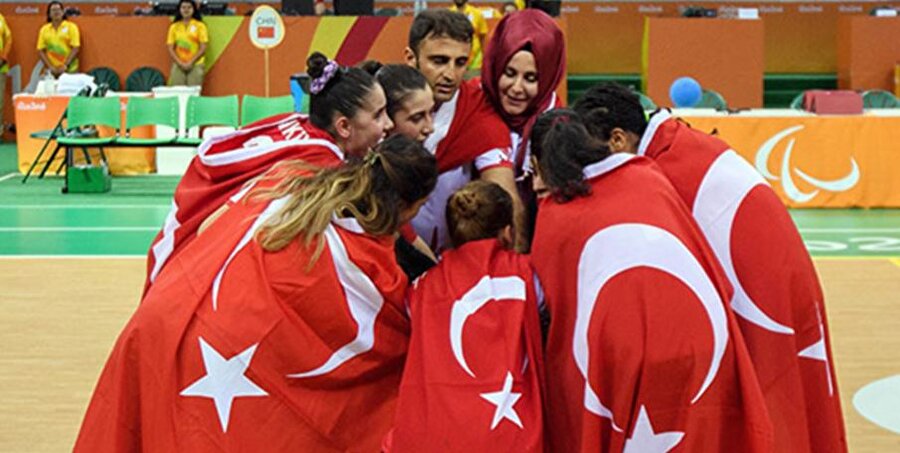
76;180;410;452
638;111;847;452
143;113;344;295
532;154;775;452
388;239;544;452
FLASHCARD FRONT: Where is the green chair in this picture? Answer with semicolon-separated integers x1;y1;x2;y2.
790;92;806;110
50;96;121;178
241;95;295;126
636;91;657;111
696;89;728;110
125;66;166;92
117;96;180;146
177;95;240;146
861;89;900;108
87;66;121;92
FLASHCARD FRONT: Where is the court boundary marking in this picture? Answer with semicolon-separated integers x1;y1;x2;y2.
0;172;17;182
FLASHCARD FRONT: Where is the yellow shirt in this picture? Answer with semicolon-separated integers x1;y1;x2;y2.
37;19;80;73
449;3;488;70
167;19;209;65
0;14;12;74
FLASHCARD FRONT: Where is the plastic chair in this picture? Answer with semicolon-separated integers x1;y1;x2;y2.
125;66;166;92
636;91;657;111
87;66;121;92
52;96;121;177
117;96;180;146
789;92;806;110
241;95;295;126
861;89;900;108
696;89;728;110
177;95;240;145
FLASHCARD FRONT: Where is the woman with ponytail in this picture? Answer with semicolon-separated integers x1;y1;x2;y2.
76;135;438;452
144;51;393;292
528;109;773;452
388;179;545;452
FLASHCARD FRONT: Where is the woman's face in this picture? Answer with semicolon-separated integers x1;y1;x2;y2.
343;85;394;156
390;86;435;143
49;3;65;22
498;50;539;117
179;1;195;19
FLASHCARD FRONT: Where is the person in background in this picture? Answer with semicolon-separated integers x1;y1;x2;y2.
448;0;488;71
502;2;519;16
313;0;331;16
167;0;208;87
389;180;545;452
482;8;565;244
37;1;80;77
0;12;12;132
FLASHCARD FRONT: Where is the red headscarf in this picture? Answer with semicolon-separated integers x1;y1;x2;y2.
482;9;566;137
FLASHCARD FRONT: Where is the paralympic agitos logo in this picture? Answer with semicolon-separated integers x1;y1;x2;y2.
754;125;859;203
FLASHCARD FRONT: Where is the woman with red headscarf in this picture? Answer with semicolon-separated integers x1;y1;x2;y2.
482;9;565;245
483;9;565;180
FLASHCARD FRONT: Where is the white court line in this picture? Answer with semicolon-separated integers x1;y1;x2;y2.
0;172;17;182
0;204;169;209
799;228;900;233
0;226;158;232
0;255;144;259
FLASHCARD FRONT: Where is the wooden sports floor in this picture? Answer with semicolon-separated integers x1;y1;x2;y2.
1;152;898;451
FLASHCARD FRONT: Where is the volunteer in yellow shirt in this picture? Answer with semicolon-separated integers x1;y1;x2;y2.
37;1;80;77
0;13;12;131
449;0;488;70
167;0;209;87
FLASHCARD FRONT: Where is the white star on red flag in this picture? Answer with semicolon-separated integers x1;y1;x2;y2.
623;405;685;453
180;337;268;432
480;371;524;430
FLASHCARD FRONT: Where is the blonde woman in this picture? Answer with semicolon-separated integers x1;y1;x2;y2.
76;135;438;451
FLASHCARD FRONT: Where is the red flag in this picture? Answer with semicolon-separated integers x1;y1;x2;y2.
532;154;774;452
78;191;409;452
640;112;847;452
144;114;343;294
412;79;513;252
257;26;275;39
390;239;544;452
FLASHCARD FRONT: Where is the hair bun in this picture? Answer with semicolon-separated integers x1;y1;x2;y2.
358;60;383;76
450;190;481;220
306;52;328;79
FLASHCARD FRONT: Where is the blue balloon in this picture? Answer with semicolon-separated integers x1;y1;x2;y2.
669;77;703;107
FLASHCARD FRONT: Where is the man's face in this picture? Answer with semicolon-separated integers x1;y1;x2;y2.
405;36;471;104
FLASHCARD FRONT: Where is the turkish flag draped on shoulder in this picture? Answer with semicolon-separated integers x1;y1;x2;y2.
427;78;512;173
640;111;847;452
144;113;343;293
532;154;774;452
77;189;409;452
390;239;544;452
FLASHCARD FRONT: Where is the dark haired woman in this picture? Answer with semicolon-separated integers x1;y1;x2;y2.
76;135;438;451
362;61;435;144
529;109;774;452
144;52;393;292
481;8;565;246
37;1;80;77
167;0;208;87
389;180;545;451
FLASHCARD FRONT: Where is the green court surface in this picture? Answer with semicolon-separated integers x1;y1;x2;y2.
1;143;898;257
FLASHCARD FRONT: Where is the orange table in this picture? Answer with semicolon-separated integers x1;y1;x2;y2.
14;94;156;176
643;18;765;109
678;109;900;208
